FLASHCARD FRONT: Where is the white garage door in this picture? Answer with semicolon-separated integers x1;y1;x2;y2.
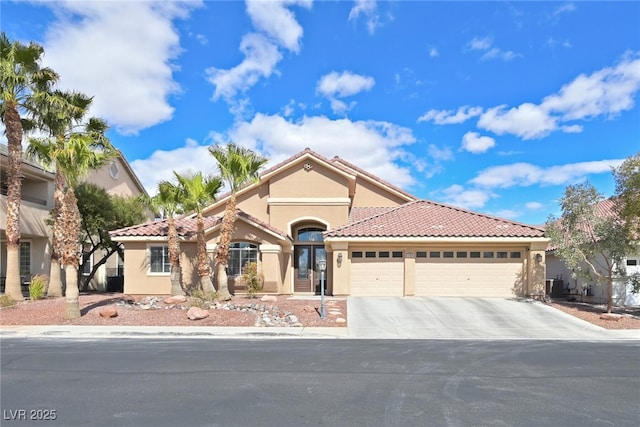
350;257;404;296
415;251;524;297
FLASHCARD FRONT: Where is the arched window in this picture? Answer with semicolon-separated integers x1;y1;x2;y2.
228;242;259;277
297;227;324;242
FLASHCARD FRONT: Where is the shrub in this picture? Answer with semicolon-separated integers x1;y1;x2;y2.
0;294;17;308
188;289;217;309
29;274;48;301
242;262;264;298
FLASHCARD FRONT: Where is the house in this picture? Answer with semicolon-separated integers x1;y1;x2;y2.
0;144;149;292
546;198;640;306
112;148;548;298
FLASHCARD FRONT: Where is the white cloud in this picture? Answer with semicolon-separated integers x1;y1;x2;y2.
316;71;375;99
468;36;520;62
541;52;640;121
470;159;624;189
438;185;494;209
525;202;543;210
477;103;557;139
429;47;439;57
469;36;492;51
130;139;214;195
245;0;312;53
494;209;522;220
348;0;381;34
418;106;483;124
206;33;282;102
428;144;454;162
40;1;201;135
460;132;496;154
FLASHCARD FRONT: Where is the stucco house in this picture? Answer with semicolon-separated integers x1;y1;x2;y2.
546;198;640;306
0;145;149;292
112;148;548;298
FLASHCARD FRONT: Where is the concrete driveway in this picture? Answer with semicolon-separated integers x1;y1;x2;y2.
347;297;618;339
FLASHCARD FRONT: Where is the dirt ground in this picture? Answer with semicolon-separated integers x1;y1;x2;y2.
1;293;639;330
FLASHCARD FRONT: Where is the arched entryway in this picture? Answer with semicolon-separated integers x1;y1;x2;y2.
292;224;328;294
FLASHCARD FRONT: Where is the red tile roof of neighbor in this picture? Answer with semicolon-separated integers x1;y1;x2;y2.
110;210;290;240
327;200;546;238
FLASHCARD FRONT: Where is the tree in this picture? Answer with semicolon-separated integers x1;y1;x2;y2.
26;90;93;297
143;180;184;295
613;152;640;239
209;144;267;300
174;171;222;295
28;128;115;318
75;183;147;291
546;182;632;313
0;32;59;300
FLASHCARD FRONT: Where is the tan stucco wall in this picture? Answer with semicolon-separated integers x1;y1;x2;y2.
269;161;349;199
84;158;143;197
270;205;349;235
351;177;409;207
122;241;172;295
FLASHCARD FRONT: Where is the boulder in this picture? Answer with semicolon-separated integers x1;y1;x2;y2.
187;306;210;320
600;313;623;321
260;295;277;302
164;295;187;304
99;308;118;318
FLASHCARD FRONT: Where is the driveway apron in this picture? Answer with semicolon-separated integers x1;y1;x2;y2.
347;297;615;339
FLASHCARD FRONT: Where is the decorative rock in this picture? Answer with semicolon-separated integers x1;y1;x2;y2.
336;317;347;323
260;295;277;302
187;307;210;320
121;295;136;304
303;305;316;312
164;295;186;304
99;308;118;318
600;313;623;321
288;315;298;323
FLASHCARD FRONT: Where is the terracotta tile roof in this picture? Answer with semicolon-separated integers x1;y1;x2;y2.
110;209;290;241
331;156;417;202
349;207;395;223
326;200;545;238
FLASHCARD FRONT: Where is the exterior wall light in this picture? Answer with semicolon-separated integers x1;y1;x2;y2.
337;253;343;266
535;253;543;263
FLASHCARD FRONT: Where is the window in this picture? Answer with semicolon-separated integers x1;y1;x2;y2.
416;251;427;258
470;251;481;258
510;252;521;259
365;251;376;258
81;252;93;275
149;246;170;274
297;228;324;242
19;242;31;277
497;252;508;259
483;251;494;258
430;251;441;258
228;242;259;276
352;251;363;258
379;251;390;258
392;251;403;258
457;251;467;258
443;251;454;258
627;259;638;266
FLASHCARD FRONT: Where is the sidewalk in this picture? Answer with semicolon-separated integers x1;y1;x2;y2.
1;324;637;340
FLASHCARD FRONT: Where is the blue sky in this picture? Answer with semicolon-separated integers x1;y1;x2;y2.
3;1;639;225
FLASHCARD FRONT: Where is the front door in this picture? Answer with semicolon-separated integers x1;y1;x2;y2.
294;245;327;294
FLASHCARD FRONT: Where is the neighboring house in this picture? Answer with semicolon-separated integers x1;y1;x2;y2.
0;144;149;292
112;148;548;298
546;199;640;306
0;144;55;292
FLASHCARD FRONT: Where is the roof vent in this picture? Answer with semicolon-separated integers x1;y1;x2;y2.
303;163;313;171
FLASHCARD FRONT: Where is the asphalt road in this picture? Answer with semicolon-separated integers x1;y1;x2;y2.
1;338;639;427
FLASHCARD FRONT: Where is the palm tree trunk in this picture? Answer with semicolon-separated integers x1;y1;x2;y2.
167;216;183;295
197;213;216;294
60;189;82;319
215;195;236;301
64;264;80;319
3;101;25;300
47;172;66;297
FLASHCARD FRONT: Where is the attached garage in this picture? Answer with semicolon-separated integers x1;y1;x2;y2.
414;250;524;297
350;251;404;296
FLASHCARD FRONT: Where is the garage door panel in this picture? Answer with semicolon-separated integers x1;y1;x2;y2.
351;258;403;296
415;259;523;297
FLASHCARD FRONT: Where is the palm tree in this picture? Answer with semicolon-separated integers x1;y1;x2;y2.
28;125;115;319
26;90;93;297
209;144;267;301
174;171;222;295
146;180;185;296
0;32;59;300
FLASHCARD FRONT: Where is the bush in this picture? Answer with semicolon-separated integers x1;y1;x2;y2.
188;289;217;309
29;274;48;301
242;262;264;298
0;294;17;308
